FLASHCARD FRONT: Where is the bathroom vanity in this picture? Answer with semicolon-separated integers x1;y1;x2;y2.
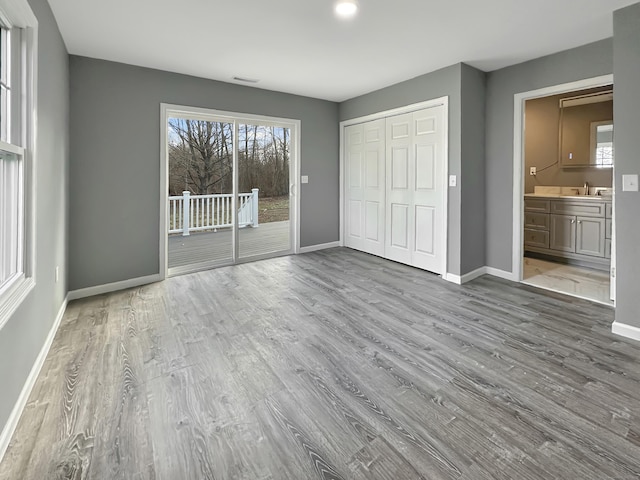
524;193;612;271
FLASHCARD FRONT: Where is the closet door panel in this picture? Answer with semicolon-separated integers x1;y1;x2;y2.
345;119;385;256
411;106;445;273
362;119;386;255
345;124;364;250
385;112;414;265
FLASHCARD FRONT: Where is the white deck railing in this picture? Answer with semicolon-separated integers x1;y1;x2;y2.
169;189;259;235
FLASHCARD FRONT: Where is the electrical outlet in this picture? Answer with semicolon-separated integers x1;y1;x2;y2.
530;167;537;176
449;175;457;187
55;266;59;283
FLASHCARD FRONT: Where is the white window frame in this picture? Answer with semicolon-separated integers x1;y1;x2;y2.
0;0;37;331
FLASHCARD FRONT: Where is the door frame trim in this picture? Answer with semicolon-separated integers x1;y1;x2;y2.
339;96;450;278
159;103;301;279
511;74;613;284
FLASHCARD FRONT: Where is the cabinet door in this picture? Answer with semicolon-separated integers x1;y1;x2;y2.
550;215;576;252
576;216;605;257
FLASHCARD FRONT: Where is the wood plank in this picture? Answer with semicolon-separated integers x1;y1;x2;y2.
2;248;640;479
168;220;290;269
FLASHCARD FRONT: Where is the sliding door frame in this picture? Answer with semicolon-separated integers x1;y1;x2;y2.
159;103;301;278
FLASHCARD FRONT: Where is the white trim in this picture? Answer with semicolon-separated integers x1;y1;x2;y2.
0;0;37;28
67;274;162;301
443;267;486;285
0;0;38;332
512;74;613;282
159;104;169;279
0;276;33;330
612;322;640;343
339;96;449;276
299;241;341;254
445;266;518;285
340;98;450;129
159;103;301;277
0;294;67;463
484;266;518;282
442;273;464;285
293;123;302;255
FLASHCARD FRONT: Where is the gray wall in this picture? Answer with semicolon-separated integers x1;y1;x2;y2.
339;64;466;275
485;39;613;272
460;64;487;274
338;63;488;276
0;0;68;439
69;57;339;291
613;3;640;330
524;90;613;193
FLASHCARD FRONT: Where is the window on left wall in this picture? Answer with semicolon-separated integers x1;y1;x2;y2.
0;0;37;330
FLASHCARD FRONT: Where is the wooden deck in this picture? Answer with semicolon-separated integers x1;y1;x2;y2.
168;220;290;269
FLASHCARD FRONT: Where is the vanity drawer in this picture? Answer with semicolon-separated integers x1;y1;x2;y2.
524;228;549;249
606;203;613;218
524;199;550;213
605;218;612;239
550;200;605;218
524;212;549;231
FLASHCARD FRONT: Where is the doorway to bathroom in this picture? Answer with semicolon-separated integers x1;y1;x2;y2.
513;75;615;306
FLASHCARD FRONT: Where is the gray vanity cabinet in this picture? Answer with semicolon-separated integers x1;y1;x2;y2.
525;195;610;270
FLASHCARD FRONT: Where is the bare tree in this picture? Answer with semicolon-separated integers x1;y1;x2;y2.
168;119;291;198
168;119;233;195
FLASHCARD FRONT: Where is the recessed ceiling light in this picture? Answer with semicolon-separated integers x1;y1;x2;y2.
335;0;359;19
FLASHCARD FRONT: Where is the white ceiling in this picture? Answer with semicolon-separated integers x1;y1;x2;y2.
48;0;636;102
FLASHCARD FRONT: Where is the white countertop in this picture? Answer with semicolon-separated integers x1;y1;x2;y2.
524;193;611;201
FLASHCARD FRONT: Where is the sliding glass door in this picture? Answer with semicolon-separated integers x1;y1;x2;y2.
164;107;296;276
167;116;235;270
237;123;291;259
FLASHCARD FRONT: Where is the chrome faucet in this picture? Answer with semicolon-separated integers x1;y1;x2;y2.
584;181;589;195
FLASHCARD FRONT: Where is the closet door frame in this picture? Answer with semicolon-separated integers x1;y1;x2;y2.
339;96;449;278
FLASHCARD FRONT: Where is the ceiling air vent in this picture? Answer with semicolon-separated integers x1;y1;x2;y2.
233;76;260;84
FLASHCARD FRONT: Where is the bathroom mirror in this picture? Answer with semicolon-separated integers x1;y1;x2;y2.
559;90;614;168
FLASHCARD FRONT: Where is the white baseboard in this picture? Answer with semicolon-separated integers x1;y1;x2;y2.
0;295;68;463
444;266;515;285
612;322;640;343
443;273;462;285
299;241;341;254
68;274;163;301
443;266;517;285
484;267;518;282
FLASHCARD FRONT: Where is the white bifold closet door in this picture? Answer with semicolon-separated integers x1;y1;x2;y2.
385;106;445;273
344;119;386;256
344;104;446;275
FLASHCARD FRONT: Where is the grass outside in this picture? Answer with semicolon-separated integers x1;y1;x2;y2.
258;195;289;223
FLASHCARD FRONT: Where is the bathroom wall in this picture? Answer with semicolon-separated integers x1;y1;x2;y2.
524;88;613;193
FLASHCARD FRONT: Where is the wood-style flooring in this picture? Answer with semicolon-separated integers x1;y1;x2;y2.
1;247;640;479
